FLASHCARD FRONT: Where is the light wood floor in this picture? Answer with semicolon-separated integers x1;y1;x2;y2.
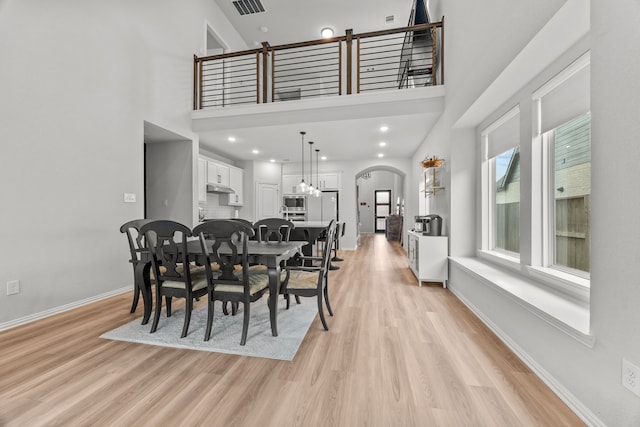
0;234;585;426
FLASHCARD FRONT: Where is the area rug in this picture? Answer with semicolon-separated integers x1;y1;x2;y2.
100;299;317;361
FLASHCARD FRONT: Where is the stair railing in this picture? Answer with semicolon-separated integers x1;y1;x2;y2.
193;20;443;110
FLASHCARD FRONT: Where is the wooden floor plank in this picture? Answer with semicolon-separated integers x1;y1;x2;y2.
0;234;585;426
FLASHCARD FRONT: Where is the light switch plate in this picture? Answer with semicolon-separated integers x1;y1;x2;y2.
123;193;136;203
7;280;20;295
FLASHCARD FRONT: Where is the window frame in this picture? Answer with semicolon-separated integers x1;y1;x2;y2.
532;52;591;282
480;106;521;263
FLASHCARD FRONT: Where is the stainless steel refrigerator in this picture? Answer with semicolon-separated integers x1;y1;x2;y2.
306;190;339;222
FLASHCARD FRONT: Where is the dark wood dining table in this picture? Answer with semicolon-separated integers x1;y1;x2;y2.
136;240;305;338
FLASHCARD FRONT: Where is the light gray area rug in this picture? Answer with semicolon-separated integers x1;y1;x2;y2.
100;299;317;361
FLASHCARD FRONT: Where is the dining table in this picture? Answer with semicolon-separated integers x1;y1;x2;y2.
288;220;334;257
135;239;305;338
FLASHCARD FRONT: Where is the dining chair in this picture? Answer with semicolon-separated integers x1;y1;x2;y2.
282;219;337;331
139;220;208;338
253;218;304;307
331;222;345;263
119;219;153;314
192;219;270;345
253;218;295;243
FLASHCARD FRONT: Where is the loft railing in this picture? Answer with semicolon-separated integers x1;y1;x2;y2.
193;20;443;110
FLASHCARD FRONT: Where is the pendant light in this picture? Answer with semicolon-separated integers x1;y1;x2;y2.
314;148;322;197
296;131;308;193
308;140;315;195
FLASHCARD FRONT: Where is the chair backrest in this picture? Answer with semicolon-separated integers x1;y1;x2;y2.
193;219;254;281
139;220;193;285
319;220;338;273
254;218;295;243
120;219;152;264
228;218;256;240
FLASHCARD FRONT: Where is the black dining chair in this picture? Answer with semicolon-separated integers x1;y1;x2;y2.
139;220;208;338
119;219;155;316
193;219;270;345
282;220;337;331
253;218;295;243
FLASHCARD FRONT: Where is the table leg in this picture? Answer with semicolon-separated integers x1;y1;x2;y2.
267;263;281;337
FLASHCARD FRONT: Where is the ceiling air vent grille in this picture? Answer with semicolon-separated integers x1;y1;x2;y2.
233;0;265;15
385;15;395;24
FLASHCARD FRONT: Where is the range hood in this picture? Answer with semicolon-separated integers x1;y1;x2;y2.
206;183;235;194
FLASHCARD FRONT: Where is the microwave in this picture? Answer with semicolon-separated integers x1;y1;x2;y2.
283;195;306;211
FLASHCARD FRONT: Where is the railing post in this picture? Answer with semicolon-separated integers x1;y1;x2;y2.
261;42;270;103
255;52;260;104
432;27;437;86
193;55;199;110
346;29;353;95
440;17;445;86
338;41;342;96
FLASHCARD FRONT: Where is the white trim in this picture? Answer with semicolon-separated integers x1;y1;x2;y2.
481;104;520;137
477;249;521;272
448;281;606;427
532;51;590;99
450;257;593;345
0;286;130;332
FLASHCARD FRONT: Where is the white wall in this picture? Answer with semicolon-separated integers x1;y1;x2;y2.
412;0;640;425
0;0;246;325
145;140;194;224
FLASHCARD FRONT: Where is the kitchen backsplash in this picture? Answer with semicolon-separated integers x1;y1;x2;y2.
200;193;236;219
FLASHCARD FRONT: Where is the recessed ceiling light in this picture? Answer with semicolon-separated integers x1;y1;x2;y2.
252;149;259;154
227;136;236;142
321;27;334;38
379;125;389;132
321;156;327;160
259;26;269;33
269;159;276;163
378;153;384;158
379;142;387;147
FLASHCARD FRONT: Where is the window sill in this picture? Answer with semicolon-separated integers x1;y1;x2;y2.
449;256;594;348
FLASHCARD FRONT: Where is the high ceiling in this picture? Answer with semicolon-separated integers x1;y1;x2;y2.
198;0;437;163
214;0;415;47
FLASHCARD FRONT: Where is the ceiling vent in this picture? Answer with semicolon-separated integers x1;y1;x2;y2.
385;15;395;24
233;0;265;15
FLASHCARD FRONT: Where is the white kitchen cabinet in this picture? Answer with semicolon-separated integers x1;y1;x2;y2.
282;174;302;194
207;161;230;187
407;231;448;287
318;172;340;190
198;158;207;203
220;166;243;206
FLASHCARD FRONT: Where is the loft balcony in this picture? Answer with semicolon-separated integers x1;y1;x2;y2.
192;21;444;110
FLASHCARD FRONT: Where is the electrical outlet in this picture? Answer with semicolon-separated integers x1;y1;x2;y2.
7;280;20;296
622;358;640;397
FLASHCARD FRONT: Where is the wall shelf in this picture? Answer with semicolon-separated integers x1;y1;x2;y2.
423;165;445;196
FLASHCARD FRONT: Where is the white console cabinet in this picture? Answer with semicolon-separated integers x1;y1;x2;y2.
407;231;448;288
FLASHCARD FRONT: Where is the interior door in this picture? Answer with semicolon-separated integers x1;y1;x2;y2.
256;182;280;220
374;190;391;233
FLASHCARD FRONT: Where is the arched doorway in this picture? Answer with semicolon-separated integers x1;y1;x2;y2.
355;166;406;243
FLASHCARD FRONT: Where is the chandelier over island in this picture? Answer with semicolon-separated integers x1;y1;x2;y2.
295;131;308;193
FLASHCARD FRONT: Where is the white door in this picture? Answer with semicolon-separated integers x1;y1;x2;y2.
256;182;280;220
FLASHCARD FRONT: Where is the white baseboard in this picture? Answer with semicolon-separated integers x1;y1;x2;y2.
448;286;606;427
0;286;131;332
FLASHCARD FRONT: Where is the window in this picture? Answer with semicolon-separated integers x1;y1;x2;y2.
481;106;520;258
534;51;590;278
546;113;591;273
